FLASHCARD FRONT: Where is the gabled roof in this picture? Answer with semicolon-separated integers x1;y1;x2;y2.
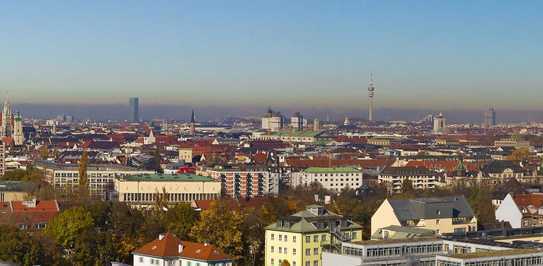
388;196;475;221
133;233;232;262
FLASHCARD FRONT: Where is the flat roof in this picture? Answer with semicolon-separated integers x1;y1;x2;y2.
443;249;542;260
0;181;32;192
122;174;215;182
304;167;361;174
350;237;440;246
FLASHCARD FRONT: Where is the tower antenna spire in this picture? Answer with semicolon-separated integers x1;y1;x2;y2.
367;73;376;122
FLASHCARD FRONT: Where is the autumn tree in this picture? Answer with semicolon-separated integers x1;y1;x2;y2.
191;201;246;258
508;147;530;162
79;149;89;197
46;207;94;249
0;225;64;266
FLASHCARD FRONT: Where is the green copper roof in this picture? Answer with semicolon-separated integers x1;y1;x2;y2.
304;167;361;174
122;174;214;182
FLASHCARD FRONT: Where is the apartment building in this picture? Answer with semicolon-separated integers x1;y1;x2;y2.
378;166;442;193
265;205;363;266
201;168;279;199
291;167;363;192
36;161;154;199
114;174;221;208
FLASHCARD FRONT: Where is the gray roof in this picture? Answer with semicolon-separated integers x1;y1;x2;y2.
388;196;475;221
0;181;33;192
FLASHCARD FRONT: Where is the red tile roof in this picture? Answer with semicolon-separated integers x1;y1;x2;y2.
134;233;231;261
514;193;543;209
0;200;60;229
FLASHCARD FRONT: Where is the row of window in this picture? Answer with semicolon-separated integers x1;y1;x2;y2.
309;173;360;177
270;259;318;266
123;192;218;203
270;234;328;243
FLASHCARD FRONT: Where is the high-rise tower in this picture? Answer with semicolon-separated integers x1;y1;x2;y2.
483;107;497;129
368;73;376;122
129;97;140;122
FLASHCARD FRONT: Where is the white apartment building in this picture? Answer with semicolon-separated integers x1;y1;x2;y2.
291;167;363;192
36;161;155;199
378;167;441;193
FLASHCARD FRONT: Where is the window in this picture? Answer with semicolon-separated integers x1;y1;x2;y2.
271;259;274;266
279;247;282;253
293;248;297;255
321;235;327;242
279;235;283;241
293;236;297;243
284;248;288;254
305;261;310;266
352;232;357;240
271;234;275;240
436;219;440;225
139;257;144;263
271;246;274;253
313;248;318;255
313;260;318;266
305;249;310;256
313;235;319;242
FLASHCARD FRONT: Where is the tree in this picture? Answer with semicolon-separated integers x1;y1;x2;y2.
0;225;63;266
508;147;530;162
79;149;89;197
38;145;50;160
162;203;197;240
46;207;94;249
191;201;246;258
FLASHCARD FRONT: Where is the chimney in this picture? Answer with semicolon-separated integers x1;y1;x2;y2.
178;244;184;253
158;234;165;240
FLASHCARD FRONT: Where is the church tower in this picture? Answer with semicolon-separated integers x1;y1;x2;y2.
13;112;24;145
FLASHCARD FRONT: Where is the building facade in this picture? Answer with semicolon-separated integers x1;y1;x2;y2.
378;167;441;193
114;174;221;208
202;168;279;199
265;205;363;266
291;167;363;192
36;161;155;199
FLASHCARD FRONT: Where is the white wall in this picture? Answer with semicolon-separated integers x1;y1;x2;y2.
495;193;523;228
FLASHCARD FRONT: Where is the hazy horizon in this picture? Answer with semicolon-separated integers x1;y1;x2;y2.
2;1;543;110
12;103;543;123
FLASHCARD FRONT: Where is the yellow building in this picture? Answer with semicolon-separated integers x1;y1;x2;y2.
265;205;363;266
114;174;221;208
371;196;478;238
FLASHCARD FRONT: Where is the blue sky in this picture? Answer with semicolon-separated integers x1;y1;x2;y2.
1;1;542;110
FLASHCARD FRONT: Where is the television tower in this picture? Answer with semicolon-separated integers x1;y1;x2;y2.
368;73;376;122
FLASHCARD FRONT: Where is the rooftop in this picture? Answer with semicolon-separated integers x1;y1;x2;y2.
268;130;321;137
122;174;214;182
442;249;542;260
0;181;32;192
304;167;361;174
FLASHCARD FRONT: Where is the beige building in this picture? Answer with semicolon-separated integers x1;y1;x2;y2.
178;147;193;163
36;161;155;199
0;181;31;202
114;174;221;208
371;196;477;237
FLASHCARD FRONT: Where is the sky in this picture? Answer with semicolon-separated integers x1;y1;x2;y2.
1;1;542;110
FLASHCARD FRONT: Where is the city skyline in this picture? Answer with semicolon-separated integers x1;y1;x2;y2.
1;1;543;109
